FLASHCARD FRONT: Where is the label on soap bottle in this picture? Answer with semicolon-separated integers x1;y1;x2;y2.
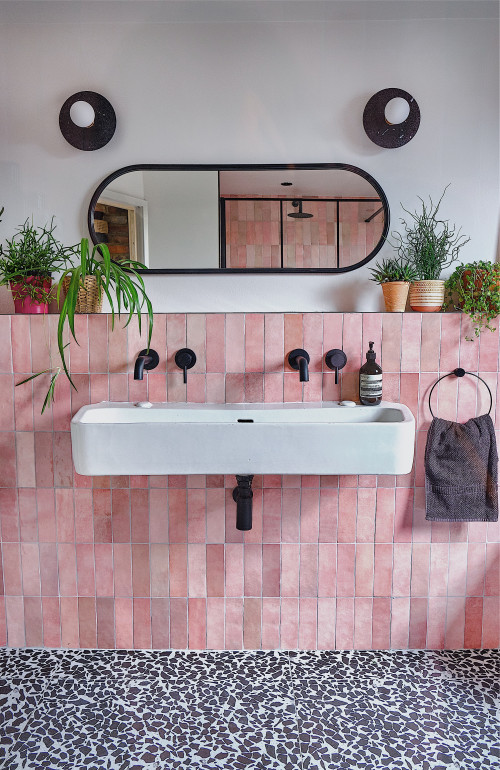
359;373;382;398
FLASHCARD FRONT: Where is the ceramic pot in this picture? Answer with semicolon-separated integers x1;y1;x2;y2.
381;281;410;312
10;276;52;314
409;280;445;312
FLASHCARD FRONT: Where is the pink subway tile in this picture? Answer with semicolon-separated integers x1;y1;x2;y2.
299;544;318;597
14;373;34;431
374;488;395;543
20;543;40;596
336;544;355;597
225;598;243;649
485;542;500;595
410;543;430;596
70;315;90;373
243;543;262;596
96;597;115;648
60;597;79;648
262;489;281;543
447;543;468;596
279;598;298;649
18;488;37;540
300;489;319;542
57;544;77;596
53;432;73;487
187;598;207;651
303;314;323;373
39;543;59;596
354;597;372;650
113;543;132;597
243;597;262;649
0;433;16;488
245;314;264;372
188;543;206;598
88;315;108;373
6;597;25;647
335;597;354;650
73;488;93;542
3;542;22;594
95;544;114;597
482;596;499;647
206;373;225;403
464;597;483;649
244;372;264;403
318;544;336;597
132;544;150;596
362;314;382;369
115;598;133;648
439;314;461;372
409;598;427;648
76;543;95;597
337;489;356;542
0;489;19;541
318;489;338;543
392;543;412;596
390;597;410;648
111;488;131;542
479;326;499;372
11;316;31;372
284;314;303;363
355;544;374;597
281;544;299;597
264;314;284;373
0;375;14;431
429;543;449;596
169;599;188;649
206;488;225;543
149;489;168;543
133;598;152;649
372;597;391;649
168;489;187;542
78;597;97;648
93;489;112;543
225;315;245;373
381;314;402;372
317;598;335;650
342;315;363;373
262;544;280;597
131;489;149;543
206;315;225;373
34;432;53;488
151;598;170;649
0;316;12;372
420;314;441;371
356;488;376;542
298;598;317;649
42;597;61;647
394;488;413;542
445;596;466;649
260;598;279;649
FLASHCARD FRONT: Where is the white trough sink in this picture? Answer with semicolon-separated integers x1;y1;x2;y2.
71;401;415;476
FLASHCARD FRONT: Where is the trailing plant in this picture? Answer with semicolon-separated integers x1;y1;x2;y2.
17;238;154;412
445;260;500;338
392;186;470;280
369;256;418;284
0;218;76;303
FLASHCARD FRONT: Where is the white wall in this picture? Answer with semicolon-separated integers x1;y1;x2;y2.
0;0;498;312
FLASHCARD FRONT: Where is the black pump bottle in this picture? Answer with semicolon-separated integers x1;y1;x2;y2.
359;341;382;405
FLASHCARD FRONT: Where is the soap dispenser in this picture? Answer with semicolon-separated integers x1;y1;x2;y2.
359;341;382;405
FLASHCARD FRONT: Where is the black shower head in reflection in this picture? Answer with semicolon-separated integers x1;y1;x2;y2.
288;200;313;219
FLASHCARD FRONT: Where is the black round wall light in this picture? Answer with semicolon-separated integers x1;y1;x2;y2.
363;88;420;148
59;91;116;151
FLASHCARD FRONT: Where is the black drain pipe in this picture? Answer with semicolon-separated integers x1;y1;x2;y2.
233;475;254;531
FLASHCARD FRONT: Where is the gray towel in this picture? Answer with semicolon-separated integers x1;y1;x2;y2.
425;414;498;522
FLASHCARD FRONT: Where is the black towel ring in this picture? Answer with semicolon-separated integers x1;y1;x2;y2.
428;368;493;418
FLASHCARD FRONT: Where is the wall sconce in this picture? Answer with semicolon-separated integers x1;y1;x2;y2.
363;87;420;148
59;91;116;151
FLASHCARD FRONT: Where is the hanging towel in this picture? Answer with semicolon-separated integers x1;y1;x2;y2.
425;414;498;522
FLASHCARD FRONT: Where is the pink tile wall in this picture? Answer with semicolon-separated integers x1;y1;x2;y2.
0;312;499;650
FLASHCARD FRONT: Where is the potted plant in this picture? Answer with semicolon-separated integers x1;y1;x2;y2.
392;186;470;312
369;257;417;312
0;218;76;313
445;261;500;338
18;238;154;411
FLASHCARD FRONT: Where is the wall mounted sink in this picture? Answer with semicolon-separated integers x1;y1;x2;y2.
71;401;415;476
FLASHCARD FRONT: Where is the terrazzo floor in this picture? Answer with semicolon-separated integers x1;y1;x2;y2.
0;648;498;770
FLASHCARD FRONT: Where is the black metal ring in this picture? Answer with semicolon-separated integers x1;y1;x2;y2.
428;368;492;418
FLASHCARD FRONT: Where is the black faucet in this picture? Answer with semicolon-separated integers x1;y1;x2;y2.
288;349;310;382
134;348;159;380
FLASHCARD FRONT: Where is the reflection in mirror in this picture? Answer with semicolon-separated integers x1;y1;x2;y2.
89;165;389;273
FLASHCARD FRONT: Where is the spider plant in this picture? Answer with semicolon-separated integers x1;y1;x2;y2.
56;238;153;390
17;238;154;412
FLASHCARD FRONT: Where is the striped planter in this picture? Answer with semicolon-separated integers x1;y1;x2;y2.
409;280;445;312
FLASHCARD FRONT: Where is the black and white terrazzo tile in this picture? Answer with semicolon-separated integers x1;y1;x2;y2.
0;649;498;770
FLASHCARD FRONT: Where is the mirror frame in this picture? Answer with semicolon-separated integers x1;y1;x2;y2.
88;163;390;274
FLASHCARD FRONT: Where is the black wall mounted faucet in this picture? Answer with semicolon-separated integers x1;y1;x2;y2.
233;475;254;531
134;349;159;380
325;349;347;385
288;349;310;382
175;348;197;383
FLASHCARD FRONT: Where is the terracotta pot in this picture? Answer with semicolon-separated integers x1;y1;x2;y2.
409;280;445;312
10;276;52;314
61;274;103;313
381;281;410;312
